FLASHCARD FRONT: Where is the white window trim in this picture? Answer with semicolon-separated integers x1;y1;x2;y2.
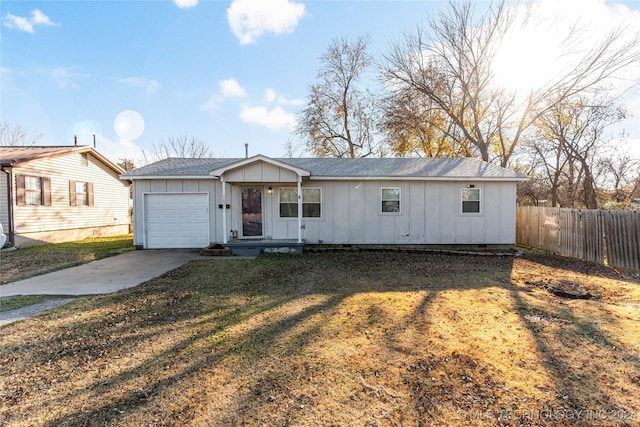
460;186;483;216
380;186;402;215
278;187;322;219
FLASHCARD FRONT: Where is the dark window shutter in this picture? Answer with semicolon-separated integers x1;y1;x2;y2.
87;182;94;206
16;175;26;206
42;177;52;206
69;180;76;206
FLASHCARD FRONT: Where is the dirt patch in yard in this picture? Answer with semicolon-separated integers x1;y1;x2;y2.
1;251;639;426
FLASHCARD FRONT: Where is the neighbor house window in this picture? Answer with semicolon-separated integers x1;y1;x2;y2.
70;180;94;206
461;187;481;213
16;175;51;206
279;188;321;218
26;176;43;205
381;187;401;213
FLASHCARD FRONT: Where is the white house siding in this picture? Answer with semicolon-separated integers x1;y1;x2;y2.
268;180;517;245
131;179;218;248
225;162;299;183
12;153;131;246
132;177;517;248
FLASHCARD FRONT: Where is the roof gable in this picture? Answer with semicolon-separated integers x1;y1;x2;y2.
208;155;310;178
0;146;125;175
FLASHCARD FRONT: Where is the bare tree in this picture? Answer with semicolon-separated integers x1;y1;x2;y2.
147;135;213;161
381;1;640;167
282;137;303;158
117;158;136;172
296;35;381;158
0;122;42;146
379;80;474;158
527;94;627;208
599;149;640;209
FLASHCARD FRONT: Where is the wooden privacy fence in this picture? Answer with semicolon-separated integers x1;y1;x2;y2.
516;206;640;272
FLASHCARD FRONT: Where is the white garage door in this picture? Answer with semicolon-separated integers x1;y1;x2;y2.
145;193;210;248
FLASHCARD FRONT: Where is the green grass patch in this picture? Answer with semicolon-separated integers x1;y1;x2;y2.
0;295;46;313
0;235;134;284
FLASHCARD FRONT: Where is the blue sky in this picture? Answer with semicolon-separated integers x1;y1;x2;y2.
1;0;639;165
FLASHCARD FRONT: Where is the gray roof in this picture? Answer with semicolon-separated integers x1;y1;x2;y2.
121;156;527;180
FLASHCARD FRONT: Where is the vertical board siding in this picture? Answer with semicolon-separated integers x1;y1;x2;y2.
269;180;516;245
136;179;519;247
517;207;639;271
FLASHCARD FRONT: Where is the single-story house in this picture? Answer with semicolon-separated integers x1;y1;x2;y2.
121;155;528;250
0;146;131;248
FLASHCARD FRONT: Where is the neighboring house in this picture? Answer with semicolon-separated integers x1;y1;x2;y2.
121;154;528;250
0;146;131;248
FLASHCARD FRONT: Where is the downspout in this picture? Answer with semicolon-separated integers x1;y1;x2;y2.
221;174;227;244
297;176;302;244
3;166;15;247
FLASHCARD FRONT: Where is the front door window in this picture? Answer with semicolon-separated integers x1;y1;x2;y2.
241;187;263;237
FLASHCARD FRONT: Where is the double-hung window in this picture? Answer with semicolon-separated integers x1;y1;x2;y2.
70;180;94;206
381;187;401;213
279;188;321;218
461;187;481;213
16;175;51;206
25;176;43;205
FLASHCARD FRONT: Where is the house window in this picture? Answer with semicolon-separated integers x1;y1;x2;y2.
25;176;43;205
381;187;401;213
461;187;481;213
279;188;321;218
16;175;51;206
76;182;87;205
70;180;94;206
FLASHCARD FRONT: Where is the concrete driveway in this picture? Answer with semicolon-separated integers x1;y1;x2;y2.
0;249;204;298
0;249;208;326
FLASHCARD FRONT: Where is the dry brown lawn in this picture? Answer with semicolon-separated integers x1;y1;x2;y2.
1;250;639;426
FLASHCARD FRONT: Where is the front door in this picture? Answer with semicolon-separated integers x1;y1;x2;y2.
241;187;263;237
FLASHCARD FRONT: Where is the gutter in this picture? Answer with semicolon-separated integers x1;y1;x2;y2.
305;175;530;182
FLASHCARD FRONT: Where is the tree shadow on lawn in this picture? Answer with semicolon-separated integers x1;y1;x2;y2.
509;288;640;423
1;252;639;426
520;249;640;284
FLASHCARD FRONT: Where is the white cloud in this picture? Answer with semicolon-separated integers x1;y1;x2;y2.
201;78;247;111
263;88;304;106
119;77;160;95
264;88;277;104
45;67;90;89
220;78;248;98
241;105;295;130
3;13;34;33
227;0;305;45
31;9;55;26
2;9;57;33
173;0;199;9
